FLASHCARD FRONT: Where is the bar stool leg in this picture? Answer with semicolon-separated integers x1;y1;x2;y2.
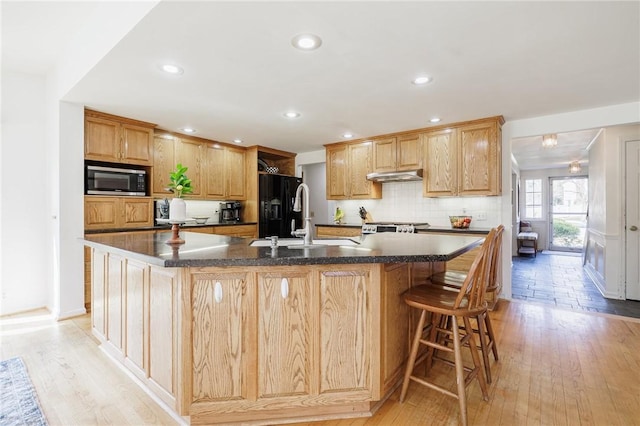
400;309;427;402
464;316;489;401
485;313;499;360
475;313;492;383
451;315;468;426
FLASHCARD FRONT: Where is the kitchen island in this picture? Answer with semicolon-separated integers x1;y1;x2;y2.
83;231;483;425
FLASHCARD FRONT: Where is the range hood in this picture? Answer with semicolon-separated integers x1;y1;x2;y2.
366;169;423;183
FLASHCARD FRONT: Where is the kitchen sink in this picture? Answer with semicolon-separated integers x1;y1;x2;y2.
249;238;359;247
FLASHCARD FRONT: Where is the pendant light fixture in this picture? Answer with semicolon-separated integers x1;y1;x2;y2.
542;134;557;148
569;161;582;174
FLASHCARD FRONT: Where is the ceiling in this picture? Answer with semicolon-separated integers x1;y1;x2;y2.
2;1;639;159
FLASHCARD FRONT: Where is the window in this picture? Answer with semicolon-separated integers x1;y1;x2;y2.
524;179;542;219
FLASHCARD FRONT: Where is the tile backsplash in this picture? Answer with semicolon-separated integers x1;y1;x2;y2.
326;181;502;228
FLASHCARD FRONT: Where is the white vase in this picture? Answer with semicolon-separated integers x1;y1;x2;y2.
169;198;187;222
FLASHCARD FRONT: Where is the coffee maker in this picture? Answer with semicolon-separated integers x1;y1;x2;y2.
219;201;241;223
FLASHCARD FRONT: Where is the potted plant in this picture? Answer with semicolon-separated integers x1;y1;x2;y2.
167;163;193;221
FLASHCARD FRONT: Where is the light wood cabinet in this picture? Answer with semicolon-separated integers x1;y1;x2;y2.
372;134;421;173
422;128;458;196
175;138;204;198
205;144;246;200
326;142;381;200
423;116;503;197
84;196;153;230
85;111;154;166
152;135;176;196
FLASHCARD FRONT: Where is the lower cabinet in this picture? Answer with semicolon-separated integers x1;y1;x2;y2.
315;225;361;238
90;252;434;423
85;196;154;230
90;248;179;409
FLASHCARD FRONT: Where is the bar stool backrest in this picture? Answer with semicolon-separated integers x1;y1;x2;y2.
453;227;499;310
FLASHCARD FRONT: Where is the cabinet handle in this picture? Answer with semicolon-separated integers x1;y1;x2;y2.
214;281;223;303
281;278;289;299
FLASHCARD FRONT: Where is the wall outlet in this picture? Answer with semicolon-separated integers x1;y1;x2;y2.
476;211;487;221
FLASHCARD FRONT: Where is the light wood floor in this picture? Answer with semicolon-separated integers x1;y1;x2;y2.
2;300;640;425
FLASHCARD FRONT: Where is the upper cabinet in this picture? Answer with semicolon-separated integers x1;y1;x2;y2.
371;133;421;173
423;116;503;197
85;110;154;166
326;142;382;200
152;132;247;200
205;144;246;200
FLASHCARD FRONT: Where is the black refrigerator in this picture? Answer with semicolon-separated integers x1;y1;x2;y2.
259;174;303;238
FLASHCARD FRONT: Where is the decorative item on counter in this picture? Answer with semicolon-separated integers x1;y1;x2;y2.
265;166;279;174
167;163;193;222
334;207;344;224
193;216;209;224
449;215;472;229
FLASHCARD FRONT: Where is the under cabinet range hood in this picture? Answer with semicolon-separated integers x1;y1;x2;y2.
366;169;423;183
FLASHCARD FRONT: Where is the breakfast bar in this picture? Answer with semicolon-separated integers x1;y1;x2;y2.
84;231;483;425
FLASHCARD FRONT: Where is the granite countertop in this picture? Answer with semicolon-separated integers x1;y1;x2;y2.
315;223;491;235
85;222;258;235
83;231;483;268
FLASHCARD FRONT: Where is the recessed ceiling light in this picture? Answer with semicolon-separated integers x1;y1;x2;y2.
430;117;441;123
291;34;322;50
412;76;432;85
181;127;196;133
161;64;184;74
233;139;243;144
284;111;301;119
342;133;354;139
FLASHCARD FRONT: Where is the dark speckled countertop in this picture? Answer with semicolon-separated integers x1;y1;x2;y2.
84;231;484;268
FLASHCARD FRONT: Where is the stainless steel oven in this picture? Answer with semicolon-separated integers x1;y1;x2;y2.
361;222;430;234
85;164;147;196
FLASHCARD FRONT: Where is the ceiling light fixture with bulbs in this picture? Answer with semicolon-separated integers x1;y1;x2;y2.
542;134;558;148
569;161;582;174
291;34;322;50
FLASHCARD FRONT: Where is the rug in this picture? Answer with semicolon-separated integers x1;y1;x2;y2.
0;357;48;426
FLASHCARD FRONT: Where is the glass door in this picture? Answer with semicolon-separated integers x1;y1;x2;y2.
549;177;588;252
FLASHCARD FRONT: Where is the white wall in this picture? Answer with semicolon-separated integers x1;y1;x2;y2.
1;72;50;314
301;163;328;232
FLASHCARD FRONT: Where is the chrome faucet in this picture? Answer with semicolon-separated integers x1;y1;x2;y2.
291;183;313;246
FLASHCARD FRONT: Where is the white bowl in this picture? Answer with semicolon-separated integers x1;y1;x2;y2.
193;216;209;224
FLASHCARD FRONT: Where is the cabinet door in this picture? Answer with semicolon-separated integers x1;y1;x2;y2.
176;138;204;198
122;198;153;228
326;145;348;199
397;133;422;170
121;124;152;165
85;196;119;229
318;267;372;395
210;225;257;238
225;147;246;200
458;121;499;196
124;259;148;378
381;263;411;392
106;254;125;355
348;143;380;199
191;272;254;402
257;271;312;399
85;116;120;162
153;136;176;196
205;145;226;198
371;137;397;172
91;248;108;339
422;129;457;197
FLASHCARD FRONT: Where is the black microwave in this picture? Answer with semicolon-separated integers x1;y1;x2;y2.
86;165;147;196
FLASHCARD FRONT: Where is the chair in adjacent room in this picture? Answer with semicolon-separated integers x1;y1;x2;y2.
399;227;498;426
427;225;504;383
517;220;538;257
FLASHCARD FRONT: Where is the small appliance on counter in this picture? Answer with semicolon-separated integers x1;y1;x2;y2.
220;201;242;223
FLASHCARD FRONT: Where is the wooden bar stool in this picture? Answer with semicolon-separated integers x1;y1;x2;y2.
427;225;503;383
399;228;497;426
